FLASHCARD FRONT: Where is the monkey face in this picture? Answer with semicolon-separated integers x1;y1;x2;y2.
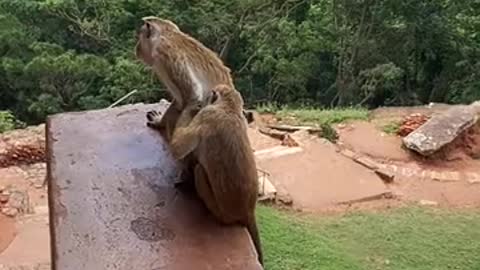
135;21;155;66
135;17;180;66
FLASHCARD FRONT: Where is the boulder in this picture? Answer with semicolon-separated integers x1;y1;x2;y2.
403;105;478;156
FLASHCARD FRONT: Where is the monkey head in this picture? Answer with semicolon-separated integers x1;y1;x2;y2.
210;85;244;114
135;16;180;66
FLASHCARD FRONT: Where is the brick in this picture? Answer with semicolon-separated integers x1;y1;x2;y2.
339;149;358;159
466;172;480;184
431;171;461;182
374;168;395;183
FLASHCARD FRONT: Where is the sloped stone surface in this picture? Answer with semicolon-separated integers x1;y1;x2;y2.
403;105;478;156
47;101;262;270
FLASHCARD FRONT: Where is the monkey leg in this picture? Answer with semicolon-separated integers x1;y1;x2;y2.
193;164;226;223
170;123;200;161
174;154;197;194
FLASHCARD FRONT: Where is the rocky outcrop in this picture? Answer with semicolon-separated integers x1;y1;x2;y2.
0;125;45;168
403;105;478;156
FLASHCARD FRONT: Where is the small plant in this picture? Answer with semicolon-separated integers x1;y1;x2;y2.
382;121;401;135
0;111;24;133
320;123;339;143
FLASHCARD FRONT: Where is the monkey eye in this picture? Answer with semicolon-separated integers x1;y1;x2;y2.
210;91;219;104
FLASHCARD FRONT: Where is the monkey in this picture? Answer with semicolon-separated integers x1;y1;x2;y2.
168;84;263;266
135;16;236;140
135;16;243;188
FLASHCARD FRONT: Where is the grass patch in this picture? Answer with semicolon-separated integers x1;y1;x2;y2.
275;107;369;126
381;121;401;135
256;102;280;114
258;206;480;270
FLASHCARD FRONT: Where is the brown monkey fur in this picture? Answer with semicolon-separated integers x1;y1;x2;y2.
135;16;244;188
135;16;235;141
168;84;263;266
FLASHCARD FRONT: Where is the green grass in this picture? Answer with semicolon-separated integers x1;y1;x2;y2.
256;102;281;114
258;206;480;270
381;121;401;135
274;107;369;126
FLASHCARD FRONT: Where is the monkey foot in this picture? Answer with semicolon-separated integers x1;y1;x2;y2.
174;169;197;194
146;110;163;129
174;179;197;195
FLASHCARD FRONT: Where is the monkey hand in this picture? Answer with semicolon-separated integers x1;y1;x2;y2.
146;110;165;129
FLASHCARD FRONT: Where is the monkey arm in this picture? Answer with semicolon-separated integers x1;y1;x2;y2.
170;125;201;161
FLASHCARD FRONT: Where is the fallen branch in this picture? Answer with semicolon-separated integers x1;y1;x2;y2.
108;89;138;108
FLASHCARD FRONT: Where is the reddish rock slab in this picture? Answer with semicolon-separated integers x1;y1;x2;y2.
403;105;478;156
47;101;262;270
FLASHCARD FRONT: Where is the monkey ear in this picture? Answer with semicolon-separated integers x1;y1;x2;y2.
144;22;152;38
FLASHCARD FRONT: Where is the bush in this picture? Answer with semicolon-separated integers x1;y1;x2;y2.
0;111;23;133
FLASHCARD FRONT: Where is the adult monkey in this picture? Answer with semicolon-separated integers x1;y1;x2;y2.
134;16;248;139
135;16;241;186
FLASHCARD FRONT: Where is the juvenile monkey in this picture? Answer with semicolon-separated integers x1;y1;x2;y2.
169;84;263;266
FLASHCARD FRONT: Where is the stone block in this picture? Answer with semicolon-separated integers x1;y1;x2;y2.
403;105;478;156
47;102;262;270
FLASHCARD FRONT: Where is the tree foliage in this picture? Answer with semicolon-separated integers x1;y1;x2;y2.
0;0;479;124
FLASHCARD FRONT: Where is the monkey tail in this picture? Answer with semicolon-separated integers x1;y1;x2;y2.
246;214;264;267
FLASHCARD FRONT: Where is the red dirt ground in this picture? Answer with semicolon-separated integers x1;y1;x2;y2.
257;137;389;211
334;115;480;210
337;121;411;162
0;216;16;253
255;104;480;212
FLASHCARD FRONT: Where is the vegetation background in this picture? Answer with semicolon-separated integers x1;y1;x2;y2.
0;0;479;126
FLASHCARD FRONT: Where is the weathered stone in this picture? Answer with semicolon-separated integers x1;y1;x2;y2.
0;194;9;204
257;174;277;199
5;190;31;214
2;207;18;217
430;171;461;182
374;168;395;183
403;105;478;156
47;102;263;270
466;172;480;184
339;148;358;160
419;200;438;206
353;156;379;170
254;146;303;161
276;193;293;206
